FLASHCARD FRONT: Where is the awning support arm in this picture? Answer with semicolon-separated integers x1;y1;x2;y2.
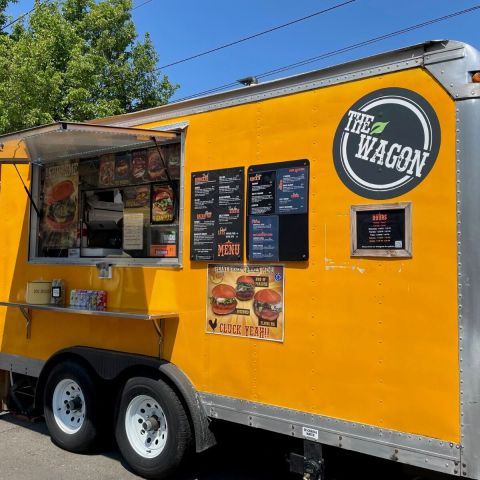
13;164;40;217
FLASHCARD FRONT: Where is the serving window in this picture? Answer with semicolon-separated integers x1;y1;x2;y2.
29;140;182;265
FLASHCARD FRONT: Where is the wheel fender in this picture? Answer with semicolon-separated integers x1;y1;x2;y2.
35;347;216;452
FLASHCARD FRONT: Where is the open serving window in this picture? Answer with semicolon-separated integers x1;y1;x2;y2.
0;122;184;266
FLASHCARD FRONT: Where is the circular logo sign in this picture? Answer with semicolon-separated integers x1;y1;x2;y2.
333;88;441;199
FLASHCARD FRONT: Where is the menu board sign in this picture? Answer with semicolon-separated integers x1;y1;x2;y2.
276;166;308;214
248;171;275;215
248;215;279;260
191;167;244;261
206;264;284;342
247;160;309;261
351;203;412;257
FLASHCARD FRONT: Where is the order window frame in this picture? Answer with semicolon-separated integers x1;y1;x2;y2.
27;130;186;268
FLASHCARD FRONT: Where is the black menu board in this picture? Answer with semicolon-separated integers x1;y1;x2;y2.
191;167;244;261
356;209;405;250
351;203;412;258
247;159;309;261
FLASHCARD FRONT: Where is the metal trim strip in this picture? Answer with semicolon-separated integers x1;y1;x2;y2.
0;353;44;377
456;99;480;479
200;392;460;475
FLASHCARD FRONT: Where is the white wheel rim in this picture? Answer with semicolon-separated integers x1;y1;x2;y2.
52;379;86;434
125;394;168;458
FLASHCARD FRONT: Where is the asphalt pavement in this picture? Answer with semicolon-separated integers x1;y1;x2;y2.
0;412;454;480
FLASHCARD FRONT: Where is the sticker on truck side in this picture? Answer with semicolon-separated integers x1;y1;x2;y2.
333;88;441;200
302;427;319;441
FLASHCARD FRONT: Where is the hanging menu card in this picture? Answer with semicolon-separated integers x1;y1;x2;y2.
191;167;244;261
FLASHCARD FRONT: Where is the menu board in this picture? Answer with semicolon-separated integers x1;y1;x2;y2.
356;209;405;250
351;203;412;257
191;167;244;261
248;215;279;260
95;144;179;187
249;171;275;214
276;166;308;214
247;160;309;261
206;264;284;342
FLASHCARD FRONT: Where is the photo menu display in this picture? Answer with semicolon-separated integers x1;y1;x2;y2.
191;167;244;261
247;160;309;262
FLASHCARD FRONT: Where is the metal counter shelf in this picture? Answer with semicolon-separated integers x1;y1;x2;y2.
0;301;178;355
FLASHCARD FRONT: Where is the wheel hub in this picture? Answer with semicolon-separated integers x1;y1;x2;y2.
142;415;160;432
125;395;168;458
67;396;83;412
52;379;86;434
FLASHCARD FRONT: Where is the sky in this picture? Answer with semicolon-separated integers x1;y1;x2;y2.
6;0;480;102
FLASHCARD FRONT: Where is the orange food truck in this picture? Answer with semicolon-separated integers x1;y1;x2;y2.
0;39;478;479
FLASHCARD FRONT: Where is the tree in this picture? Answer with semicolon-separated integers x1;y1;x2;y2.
0;0;16;32
0;0;178;133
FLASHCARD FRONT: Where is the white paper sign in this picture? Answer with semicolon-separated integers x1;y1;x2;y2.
123;213;144;250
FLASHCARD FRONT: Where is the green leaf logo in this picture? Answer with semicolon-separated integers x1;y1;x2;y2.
370;121;389;135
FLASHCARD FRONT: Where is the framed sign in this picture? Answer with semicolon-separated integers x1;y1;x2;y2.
350;203;412;257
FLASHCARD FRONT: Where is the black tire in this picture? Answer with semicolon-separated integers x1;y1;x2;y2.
115;377;192;479
43;361;100;453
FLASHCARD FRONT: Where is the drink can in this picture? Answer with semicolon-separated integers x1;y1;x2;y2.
97;291;107;310
89;291;98;310
79;290;87;308
70;289;77;307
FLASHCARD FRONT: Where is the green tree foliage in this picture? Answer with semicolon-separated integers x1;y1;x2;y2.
0;0;177;133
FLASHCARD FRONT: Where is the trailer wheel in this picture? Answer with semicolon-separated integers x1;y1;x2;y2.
43;361;99;452
115;377;191;479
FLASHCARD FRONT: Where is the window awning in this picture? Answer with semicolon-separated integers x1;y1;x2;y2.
0;122;178;165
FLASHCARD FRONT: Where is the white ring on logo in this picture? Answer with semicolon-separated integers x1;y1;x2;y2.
339;95;433;192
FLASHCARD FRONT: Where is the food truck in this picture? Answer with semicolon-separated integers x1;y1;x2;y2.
0;39;479;479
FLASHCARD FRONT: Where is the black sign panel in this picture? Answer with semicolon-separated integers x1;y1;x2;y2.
247;160;309;261
356;209;405;250
191;168;244;261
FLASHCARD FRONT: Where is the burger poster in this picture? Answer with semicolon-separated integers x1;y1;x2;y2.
41;160;79;249
206;264;284;342
151;184;175;223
